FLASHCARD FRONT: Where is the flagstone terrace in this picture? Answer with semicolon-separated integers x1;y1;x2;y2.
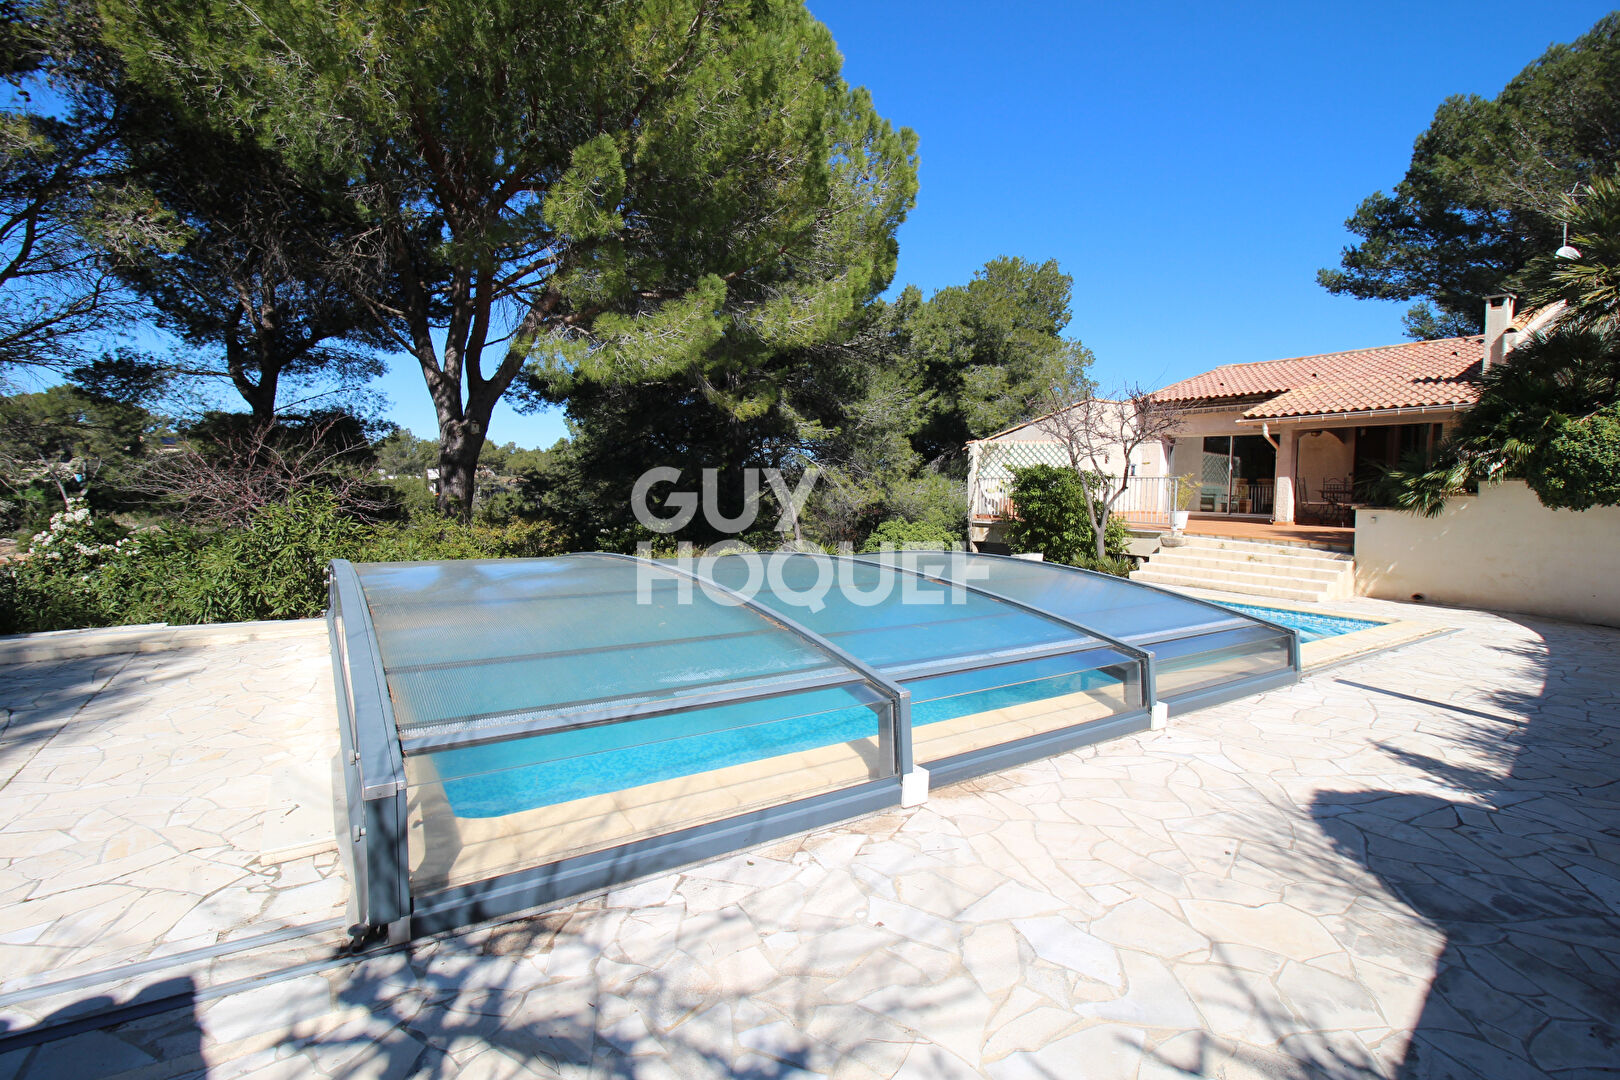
0;597;1615;1078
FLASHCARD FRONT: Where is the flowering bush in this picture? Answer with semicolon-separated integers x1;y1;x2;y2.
0;501;134;631
25;500;132;566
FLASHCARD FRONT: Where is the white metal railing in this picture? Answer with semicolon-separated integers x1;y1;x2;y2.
969;471;1177;530
1109;476;1175;528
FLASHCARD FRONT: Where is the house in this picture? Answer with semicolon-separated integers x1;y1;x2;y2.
965;294;1612;617
967;294;1559;551
1152;295;1559;525
966;398;1171;549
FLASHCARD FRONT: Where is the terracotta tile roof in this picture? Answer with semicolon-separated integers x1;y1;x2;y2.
1153;336;1484;420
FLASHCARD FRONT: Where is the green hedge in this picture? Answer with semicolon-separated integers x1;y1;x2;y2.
0;491;563;634
857;518;962;553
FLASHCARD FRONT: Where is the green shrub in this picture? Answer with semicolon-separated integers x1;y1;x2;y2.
0;488;569;634
356;517;563;562
1525;403;1620;511
1072;553;1134;577
1005;464;1130;565
165;490;369;623
858;518;962;553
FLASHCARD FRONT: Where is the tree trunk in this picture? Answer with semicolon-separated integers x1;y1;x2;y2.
1073;472;1109;564
225;338;281;426
435;418;484;520
1094;485;1114;562
418;289;551;521
244;372;278;426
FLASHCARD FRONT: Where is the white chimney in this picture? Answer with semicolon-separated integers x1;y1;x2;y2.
1483;293;1516;371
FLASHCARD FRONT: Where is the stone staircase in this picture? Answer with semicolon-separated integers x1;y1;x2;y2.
1130;534;1355;602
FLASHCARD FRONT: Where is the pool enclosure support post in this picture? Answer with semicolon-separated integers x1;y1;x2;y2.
590;552;919;792
327;560;412;940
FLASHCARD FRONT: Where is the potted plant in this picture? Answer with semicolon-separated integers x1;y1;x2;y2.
1169;474;1197;534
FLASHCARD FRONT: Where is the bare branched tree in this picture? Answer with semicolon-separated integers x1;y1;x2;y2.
133;419;387;527
1037;377;1182;561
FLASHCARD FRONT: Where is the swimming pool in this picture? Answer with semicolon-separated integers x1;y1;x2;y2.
1215;601;1382;644
422;585;1337;819
423;594;1356;819
331;552;1305;936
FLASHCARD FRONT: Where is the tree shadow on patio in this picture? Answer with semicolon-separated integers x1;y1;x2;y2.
0;642;245;782
1310;617;1620;1078
0;651;150;775
302;892;953;1078
0;906;891;1079
0;976;206;1077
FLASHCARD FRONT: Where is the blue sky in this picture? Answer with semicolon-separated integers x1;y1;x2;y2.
158;2;1620;445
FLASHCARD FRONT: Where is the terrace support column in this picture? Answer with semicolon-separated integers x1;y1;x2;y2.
1273;427;1298;524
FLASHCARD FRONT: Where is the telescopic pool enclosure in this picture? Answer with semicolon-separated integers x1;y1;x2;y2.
327;551;1300;938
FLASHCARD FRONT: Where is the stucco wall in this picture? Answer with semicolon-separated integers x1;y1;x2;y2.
1355;480;1620;627
987;400;1169;475
1168;408;1254;438
1296;429;1354;497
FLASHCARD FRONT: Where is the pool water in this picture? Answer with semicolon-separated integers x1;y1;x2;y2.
1215;602;1382;644
427;605;1376;820
434;662;1121;818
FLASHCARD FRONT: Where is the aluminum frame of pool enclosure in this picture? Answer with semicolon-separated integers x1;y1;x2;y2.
327;551;1300;938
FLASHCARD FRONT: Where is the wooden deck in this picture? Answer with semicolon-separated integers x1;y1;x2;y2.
1181;517;1354;550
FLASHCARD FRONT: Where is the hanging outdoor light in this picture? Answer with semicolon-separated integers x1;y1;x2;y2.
1556;183;1584;259
1556;220;1582;260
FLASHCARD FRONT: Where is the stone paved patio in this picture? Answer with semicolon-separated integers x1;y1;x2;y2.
0;624;346;1014
0;598;1617;1079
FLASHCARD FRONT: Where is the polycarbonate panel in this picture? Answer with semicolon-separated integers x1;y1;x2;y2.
862;551;1250;644
903;650;1137;765
696;553;1143;762
355;557;858;741
863;551;1294;693
698;552;1090;671
404;684;889;891
1155;633;1294;699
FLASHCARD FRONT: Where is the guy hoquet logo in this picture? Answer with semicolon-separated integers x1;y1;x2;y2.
628;467;987;610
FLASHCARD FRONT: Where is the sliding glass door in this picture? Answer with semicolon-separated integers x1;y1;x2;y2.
1198;435;1277;516
1200;437;1233;513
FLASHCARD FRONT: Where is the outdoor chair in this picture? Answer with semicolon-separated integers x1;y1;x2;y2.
1319;478;1355;526
1295;478;1331;525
